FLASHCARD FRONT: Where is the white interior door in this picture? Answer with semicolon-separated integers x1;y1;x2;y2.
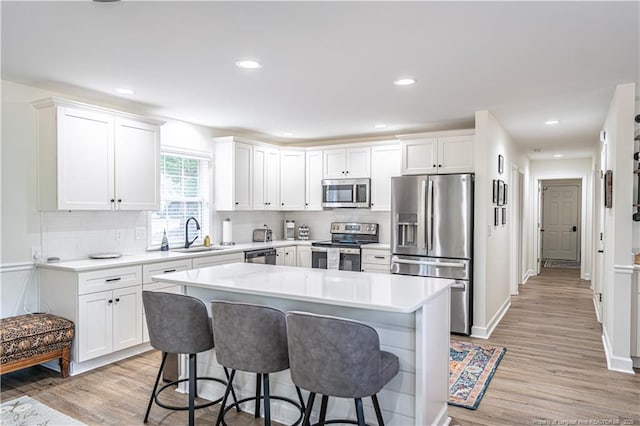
542;184;580;261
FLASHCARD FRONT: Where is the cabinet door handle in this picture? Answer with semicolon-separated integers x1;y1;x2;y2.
110;198;115;203
163;269;176;273
105;277;122;282
438;164;442;168
117;199;122;203
235;202;239;205
108;299;113;304
345;170;349;174
432;164;436;168
115;298;120;302
374;256;386;259
281;203;284;206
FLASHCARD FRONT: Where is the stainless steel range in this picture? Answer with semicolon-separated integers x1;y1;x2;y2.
311;222;379;271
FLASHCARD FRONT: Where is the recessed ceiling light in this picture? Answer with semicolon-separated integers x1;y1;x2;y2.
545;120;560;125
553;154;564;158
393;78;416;86
282;132;294;137
374;124;387;129
115;88;135;95
235;60;262;69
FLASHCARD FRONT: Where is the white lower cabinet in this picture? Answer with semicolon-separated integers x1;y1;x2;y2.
361;248;391;274
276;246;297;266
39;265;144;364
296;246;312;268
192;252;245;268
141;259;191;343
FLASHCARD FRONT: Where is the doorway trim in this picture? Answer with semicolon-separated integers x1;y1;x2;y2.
532;172;592;281
509;164;524;295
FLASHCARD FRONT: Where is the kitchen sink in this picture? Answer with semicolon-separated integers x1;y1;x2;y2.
175;246;226;253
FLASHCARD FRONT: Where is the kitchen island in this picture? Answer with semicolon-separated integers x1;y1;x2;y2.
153;263;452;425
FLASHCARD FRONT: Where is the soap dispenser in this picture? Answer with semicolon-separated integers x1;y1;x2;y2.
160;229;169;251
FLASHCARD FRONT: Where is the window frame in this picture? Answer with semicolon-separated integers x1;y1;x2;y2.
148;148;212;250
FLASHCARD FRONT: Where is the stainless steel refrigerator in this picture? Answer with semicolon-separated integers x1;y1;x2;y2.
390;174;474;334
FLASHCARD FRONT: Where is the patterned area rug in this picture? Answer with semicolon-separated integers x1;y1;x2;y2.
449;340;506;410
543;259;580;269
1;395;85;425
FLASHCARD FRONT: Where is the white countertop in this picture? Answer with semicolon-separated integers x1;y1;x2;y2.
154;263;452;313
36;240;316;272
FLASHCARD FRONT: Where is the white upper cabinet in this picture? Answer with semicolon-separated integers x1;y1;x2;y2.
305;150;323;211
280;150;305;210
400;131;474;175
370;144;401;211
33;98;163;211
253;145;280;210
114;118;160;210
215;137;252;210
323;147;371;178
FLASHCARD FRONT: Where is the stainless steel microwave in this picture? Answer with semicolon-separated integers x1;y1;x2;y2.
321;178;370;208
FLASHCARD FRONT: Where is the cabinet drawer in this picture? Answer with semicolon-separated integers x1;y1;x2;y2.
192;252;245;269
142;259;192;283
362;250;390;265
78;265;142;295
362;265;390;274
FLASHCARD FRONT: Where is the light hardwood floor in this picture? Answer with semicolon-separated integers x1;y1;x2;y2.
1;267;639;425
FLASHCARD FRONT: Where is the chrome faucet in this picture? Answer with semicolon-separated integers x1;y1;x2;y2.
184;216;201;249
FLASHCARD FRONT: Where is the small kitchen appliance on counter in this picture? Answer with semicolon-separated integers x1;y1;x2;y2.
311;222;378;271
252;225;273;243
285;220;296;240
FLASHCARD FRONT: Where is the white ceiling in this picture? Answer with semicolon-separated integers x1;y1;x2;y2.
2;1;638;159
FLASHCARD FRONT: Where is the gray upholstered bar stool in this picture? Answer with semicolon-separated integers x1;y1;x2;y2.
142;291;238;426
211;301;305;426
286;311;400;426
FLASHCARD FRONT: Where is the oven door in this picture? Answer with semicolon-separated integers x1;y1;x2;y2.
312;247;361;271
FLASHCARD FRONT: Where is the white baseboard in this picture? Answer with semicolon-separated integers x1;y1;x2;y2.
432;403;449;426
583;272;591;280
633;356;640;369
522;269;535;285
471;296;511;339
67;343;153;376
592;294;602;323
601;328;635;374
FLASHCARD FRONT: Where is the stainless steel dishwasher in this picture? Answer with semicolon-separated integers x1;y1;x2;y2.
244;248;277;264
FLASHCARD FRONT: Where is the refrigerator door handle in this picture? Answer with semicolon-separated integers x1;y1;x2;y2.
417;179;426;251
427;179;434;252
451;282;467;290
392;258;465;268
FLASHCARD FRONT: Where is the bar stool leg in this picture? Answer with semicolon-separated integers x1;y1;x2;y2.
354;398;365;426
188;354;196;426
371;394;384;426
216;369;236;426
263;373;271;426
318;395;329;425
144;351;168;423
295;386;306;412
302;392;316;426
255;373;262;418
223;367;240;412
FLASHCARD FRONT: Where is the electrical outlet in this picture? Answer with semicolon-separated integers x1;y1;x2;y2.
135;227;146;240
31;246;42;260
115;230;123;241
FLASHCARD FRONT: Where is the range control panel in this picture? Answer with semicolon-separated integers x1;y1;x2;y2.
330;222;378;235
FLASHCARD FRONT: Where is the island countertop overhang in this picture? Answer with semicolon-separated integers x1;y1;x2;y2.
152;263;453;314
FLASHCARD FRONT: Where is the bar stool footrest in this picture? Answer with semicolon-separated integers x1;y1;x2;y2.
220;395;304;426
154;376;227;411
310;421;374;426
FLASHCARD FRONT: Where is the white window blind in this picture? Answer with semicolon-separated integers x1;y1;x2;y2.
150;152;210;248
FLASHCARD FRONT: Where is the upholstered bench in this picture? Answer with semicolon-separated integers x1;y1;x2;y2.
0;313;74;377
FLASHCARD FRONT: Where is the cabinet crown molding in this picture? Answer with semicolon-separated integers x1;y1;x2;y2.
32;97;165;126
396;128;475;140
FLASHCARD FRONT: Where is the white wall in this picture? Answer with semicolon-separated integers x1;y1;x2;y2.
529;158;594;280
599;83;636;373
472;110;529;338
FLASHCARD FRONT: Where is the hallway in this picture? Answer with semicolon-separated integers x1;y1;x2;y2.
450;267;640;425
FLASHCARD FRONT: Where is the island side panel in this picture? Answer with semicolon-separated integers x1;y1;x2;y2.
184;286;420;425
415;288;451;425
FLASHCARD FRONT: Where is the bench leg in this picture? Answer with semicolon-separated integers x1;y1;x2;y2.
59;347;70;378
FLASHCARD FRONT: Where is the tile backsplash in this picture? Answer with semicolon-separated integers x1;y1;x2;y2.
41;209;392;261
